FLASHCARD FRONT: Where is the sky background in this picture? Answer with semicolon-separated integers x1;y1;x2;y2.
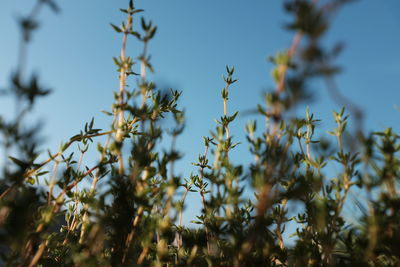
1;0;400;235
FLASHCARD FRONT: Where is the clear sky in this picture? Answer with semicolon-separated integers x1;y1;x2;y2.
1;0;400;229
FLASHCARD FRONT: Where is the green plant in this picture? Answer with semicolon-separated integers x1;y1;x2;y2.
1;0;399;266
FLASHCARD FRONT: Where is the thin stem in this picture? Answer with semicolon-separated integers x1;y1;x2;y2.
276;199;287;250
141;42;148;81
28;241;47;267
122;206;144;263
16;0;43;79
270;0;319;141
223;98;227;117
115;11;134;177
78;132;112;244
223;83;232;158
178;185;191;250
200;188;210;254
47;159;60;205
170;134;177;179
198;145;211;254
276;31;302;94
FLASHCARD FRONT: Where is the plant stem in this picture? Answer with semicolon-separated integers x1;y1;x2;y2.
178;185;191;250
115;7;134;176
122;206;144;263
199;145;211;254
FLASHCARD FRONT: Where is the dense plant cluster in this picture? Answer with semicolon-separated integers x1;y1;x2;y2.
1;0;399;266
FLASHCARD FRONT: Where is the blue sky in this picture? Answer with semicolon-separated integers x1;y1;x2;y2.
1;0;400;230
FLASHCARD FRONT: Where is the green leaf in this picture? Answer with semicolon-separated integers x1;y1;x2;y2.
110;23;122;33
129;31;141;39
8;156;28;168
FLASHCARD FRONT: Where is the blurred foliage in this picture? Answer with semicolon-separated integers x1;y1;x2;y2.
1;0;399;266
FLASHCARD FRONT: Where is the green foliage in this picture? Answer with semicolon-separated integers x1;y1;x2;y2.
1;0;399;266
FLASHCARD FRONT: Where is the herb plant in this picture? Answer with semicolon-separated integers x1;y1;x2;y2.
1;0;399;266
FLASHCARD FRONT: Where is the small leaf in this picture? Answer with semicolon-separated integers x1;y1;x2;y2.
110;23;122;33
9;156;28;168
